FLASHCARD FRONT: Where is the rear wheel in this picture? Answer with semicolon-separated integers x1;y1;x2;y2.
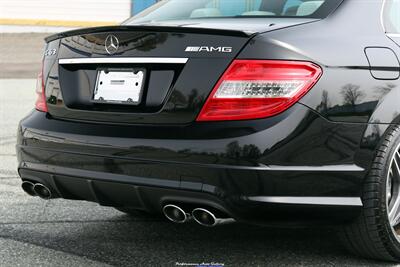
341;126;400;262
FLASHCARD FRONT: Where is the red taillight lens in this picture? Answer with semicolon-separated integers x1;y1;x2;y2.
35;67;48;112
197;60;322;121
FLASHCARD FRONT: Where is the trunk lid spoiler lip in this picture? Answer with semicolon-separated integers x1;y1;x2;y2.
45;18;321;43
45;25;255;43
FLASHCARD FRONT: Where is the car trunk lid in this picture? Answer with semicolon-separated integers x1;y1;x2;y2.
43;20;316;124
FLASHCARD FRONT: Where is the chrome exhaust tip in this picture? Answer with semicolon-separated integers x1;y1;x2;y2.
21;181;36;196
33;183;52;200
192;208;235;227
163;204;190;224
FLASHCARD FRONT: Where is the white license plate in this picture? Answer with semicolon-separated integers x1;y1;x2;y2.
94;70;145;104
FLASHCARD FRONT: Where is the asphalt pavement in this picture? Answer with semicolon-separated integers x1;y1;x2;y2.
0;33;398;267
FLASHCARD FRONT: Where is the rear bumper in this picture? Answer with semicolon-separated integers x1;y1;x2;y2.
17;105;370;225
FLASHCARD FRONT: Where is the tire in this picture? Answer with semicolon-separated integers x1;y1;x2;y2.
340;125;400;262
114;207;162;219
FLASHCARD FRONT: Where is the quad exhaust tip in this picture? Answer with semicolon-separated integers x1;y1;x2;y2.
163;204;191;224
192;208;235;227
21;181;36;197
33;183;52;200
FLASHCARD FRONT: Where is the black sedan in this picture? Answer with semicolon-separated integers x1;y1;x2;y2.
16;0;400;262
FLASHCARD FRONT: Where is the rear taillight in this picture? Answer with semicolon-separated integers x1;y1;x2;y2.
35;65;48;112
197;60;322;121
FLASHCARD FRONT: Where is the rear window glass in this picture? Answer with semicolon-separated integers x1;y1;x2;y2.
125;0;343;24
384;0;400;33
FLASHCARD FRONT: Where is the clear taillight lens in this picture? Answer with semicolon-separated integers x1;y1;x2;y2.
197;60;322;121
35;65;47;112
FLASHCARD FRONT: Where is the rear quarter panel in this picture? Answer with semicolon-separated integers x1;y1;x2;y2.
238;0;400;125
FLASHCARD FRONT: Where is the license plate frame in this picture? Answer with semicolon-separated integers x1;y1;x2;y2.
93;68;146;105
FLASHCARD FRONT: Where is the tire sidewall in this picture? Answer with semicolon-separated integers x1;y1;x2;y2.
377;127;400;258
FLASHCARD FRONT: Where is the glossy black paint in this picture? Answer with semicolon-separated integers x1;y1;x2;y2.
238;0;400;124
44;19;319;124
17;0;400;226
18;105;366;224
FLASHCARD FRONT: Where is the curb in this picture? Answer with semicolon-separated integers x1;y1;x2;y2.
0;18;118;28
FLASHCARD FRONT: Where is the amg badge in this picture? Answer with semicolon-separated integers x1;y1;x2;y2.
185;46;233;53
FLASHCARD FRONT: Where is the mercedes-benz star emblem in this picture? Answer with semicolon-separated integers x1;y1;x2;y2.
105;35;119;55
